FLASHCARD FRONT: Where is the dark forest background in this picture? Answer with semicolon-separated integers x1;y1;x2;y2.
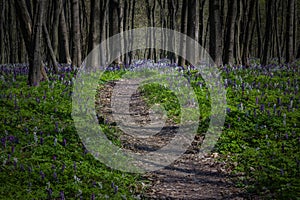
0;0;299;85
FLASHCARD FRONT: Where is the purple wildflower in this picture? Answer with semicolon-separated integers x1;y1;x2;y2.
91;193;95;200
53;172;57;180
40;137;44;145
60;191;65;200
260;104;265;112
92;181;96;187
47;188;53;197
62;164;66;172
1;138;6;148
62;138;67;146
40;171;45;180
114;186;118;194
226;108;231;114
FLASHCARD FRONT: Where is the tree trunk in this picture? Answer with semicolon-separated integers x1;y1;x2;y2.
187;0;196;63
28;0;45;86
178;0;187;66
209;0;223;66
71;0;82;68
15;0;32;54
261;0;273;65
241;0;255;67
88;0;100;52
255;0;262;58
43;23;59;73
223;0;237;65
286;0;295;63
51;0;62;59
109;0;120;64
59;0;71;64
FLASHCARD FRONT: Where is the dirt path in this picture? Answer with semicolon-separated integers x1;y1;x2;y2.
96;79;247;200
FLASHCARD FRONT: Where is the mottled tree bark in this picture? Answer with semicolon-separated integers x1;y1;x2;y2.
71;0;82;68
209;0;223;66
261;1;273;65
59;0;72;64
178;0;187;66
28;0;45;86
286;0;295;63
43;23;59;73
223;0;237;65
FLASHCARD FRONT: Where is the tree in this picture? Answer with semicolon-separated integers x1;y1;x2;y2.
223;0;237;65
286;0;295;63
187;0;197;62
28;0;46;86
178;0;187;66
59;0;72;64
209;0;223;66
261;0;273;65
71;0;82;68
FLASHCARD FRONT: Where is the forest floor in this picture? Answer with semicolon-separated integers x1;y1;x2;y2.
96;79;249;200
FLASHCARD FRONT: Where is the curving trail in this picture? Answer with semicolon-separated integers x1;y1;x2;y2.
96;79;247;200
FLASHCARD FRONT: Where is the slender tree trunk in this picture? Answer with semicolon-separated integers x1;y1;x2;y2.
52;0;62;59
255;0;262;58
286;0;295;63
274;0;282;63
88;0;100;52
178;0;187;66
43;23;59;73
209;0;223;66
59;0;71;64
234;0;242;65
199;0;206;47
261;0;273;65
15;0;32;54
0;0;5;63
71;0;81;68
28;0;45;86
242;0;255;67
167;0;176;63
223;0;237;65
187;0;196;63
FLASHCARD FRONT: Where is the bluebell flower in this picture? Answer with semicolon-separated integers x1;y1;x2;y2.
47;188;52;197
62;164;66;172
62;138;67;146
260;104;265;112
40;137;44;145
53;172;57;180
114;186;118;194
40;171;45;180
60;190;65;200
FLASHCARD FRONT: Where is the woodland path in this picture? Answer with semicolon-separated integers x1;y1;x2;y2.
96;79;248;200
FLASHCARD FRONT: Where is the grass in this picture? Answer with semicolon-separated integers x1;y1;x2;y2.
0;63;300;199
